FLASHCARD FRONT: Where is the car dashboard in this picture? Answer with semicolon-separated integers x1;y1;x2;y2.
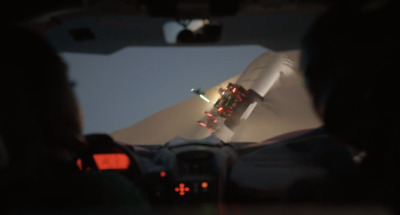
132;136;238;205
76;130;357;210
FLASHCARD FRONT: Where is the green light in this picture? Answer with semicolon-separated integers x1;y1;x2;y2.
191;88;195;92
199;94;210;103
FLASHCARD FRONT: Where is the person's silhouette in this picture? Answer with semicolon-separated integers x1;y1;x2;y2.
0;26;149;213
286;0;400;212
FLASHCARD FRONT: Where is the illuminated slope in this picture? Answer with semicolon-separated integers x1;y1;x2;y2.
111;50;321;145
110;75;241;145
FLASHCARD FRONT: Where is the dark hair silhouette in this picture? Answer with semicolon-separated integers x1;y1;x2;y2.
1;26;82;176
295;0;400;210
0;26;150;212
302;0;399;151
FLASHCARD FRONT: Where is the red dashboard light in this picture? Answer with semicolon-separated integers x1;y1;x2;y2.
201;182;208;189
76;158;83;170
160;171;166;178
92;153;130;170
175;183;190;196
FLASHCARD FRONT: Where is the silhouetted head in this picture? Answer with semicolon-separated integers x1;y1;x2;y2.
177;29;196;43
1;26;83;172
301;0;399;151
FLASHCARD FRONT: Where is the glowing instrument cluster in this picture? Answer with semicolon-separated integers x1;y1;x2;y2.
138;136;237;204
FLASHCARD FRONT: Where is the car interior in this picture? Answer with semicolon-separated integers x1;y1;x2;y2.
2;0;398;214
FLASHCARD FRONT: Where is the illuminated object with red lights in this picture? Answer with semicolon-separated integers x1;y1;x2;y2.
175;183;190;196
213;83;252;119
197;111;219;131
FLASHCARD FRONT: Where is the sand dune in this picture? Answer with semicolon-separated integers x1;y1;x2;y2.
111;50;321;145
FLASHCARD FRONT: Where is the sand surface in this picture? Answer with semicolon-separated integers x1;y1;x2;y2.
111;50;321;145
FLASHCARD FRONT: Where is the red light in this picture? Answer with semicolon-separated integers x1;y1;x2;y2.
175;183;190;196
206;113;213;117
208;128;212;131
218;107;224;112
76;158;83;170
199;122;207;127
201;182;208;188
232;88;237;93
92;153;130;170
160;171;166;178
213;119;218;123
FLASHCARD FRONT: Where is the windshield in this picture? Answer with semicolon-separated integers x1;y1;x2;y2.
32;9;323;145
61;46;322;145
61;45;268;134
